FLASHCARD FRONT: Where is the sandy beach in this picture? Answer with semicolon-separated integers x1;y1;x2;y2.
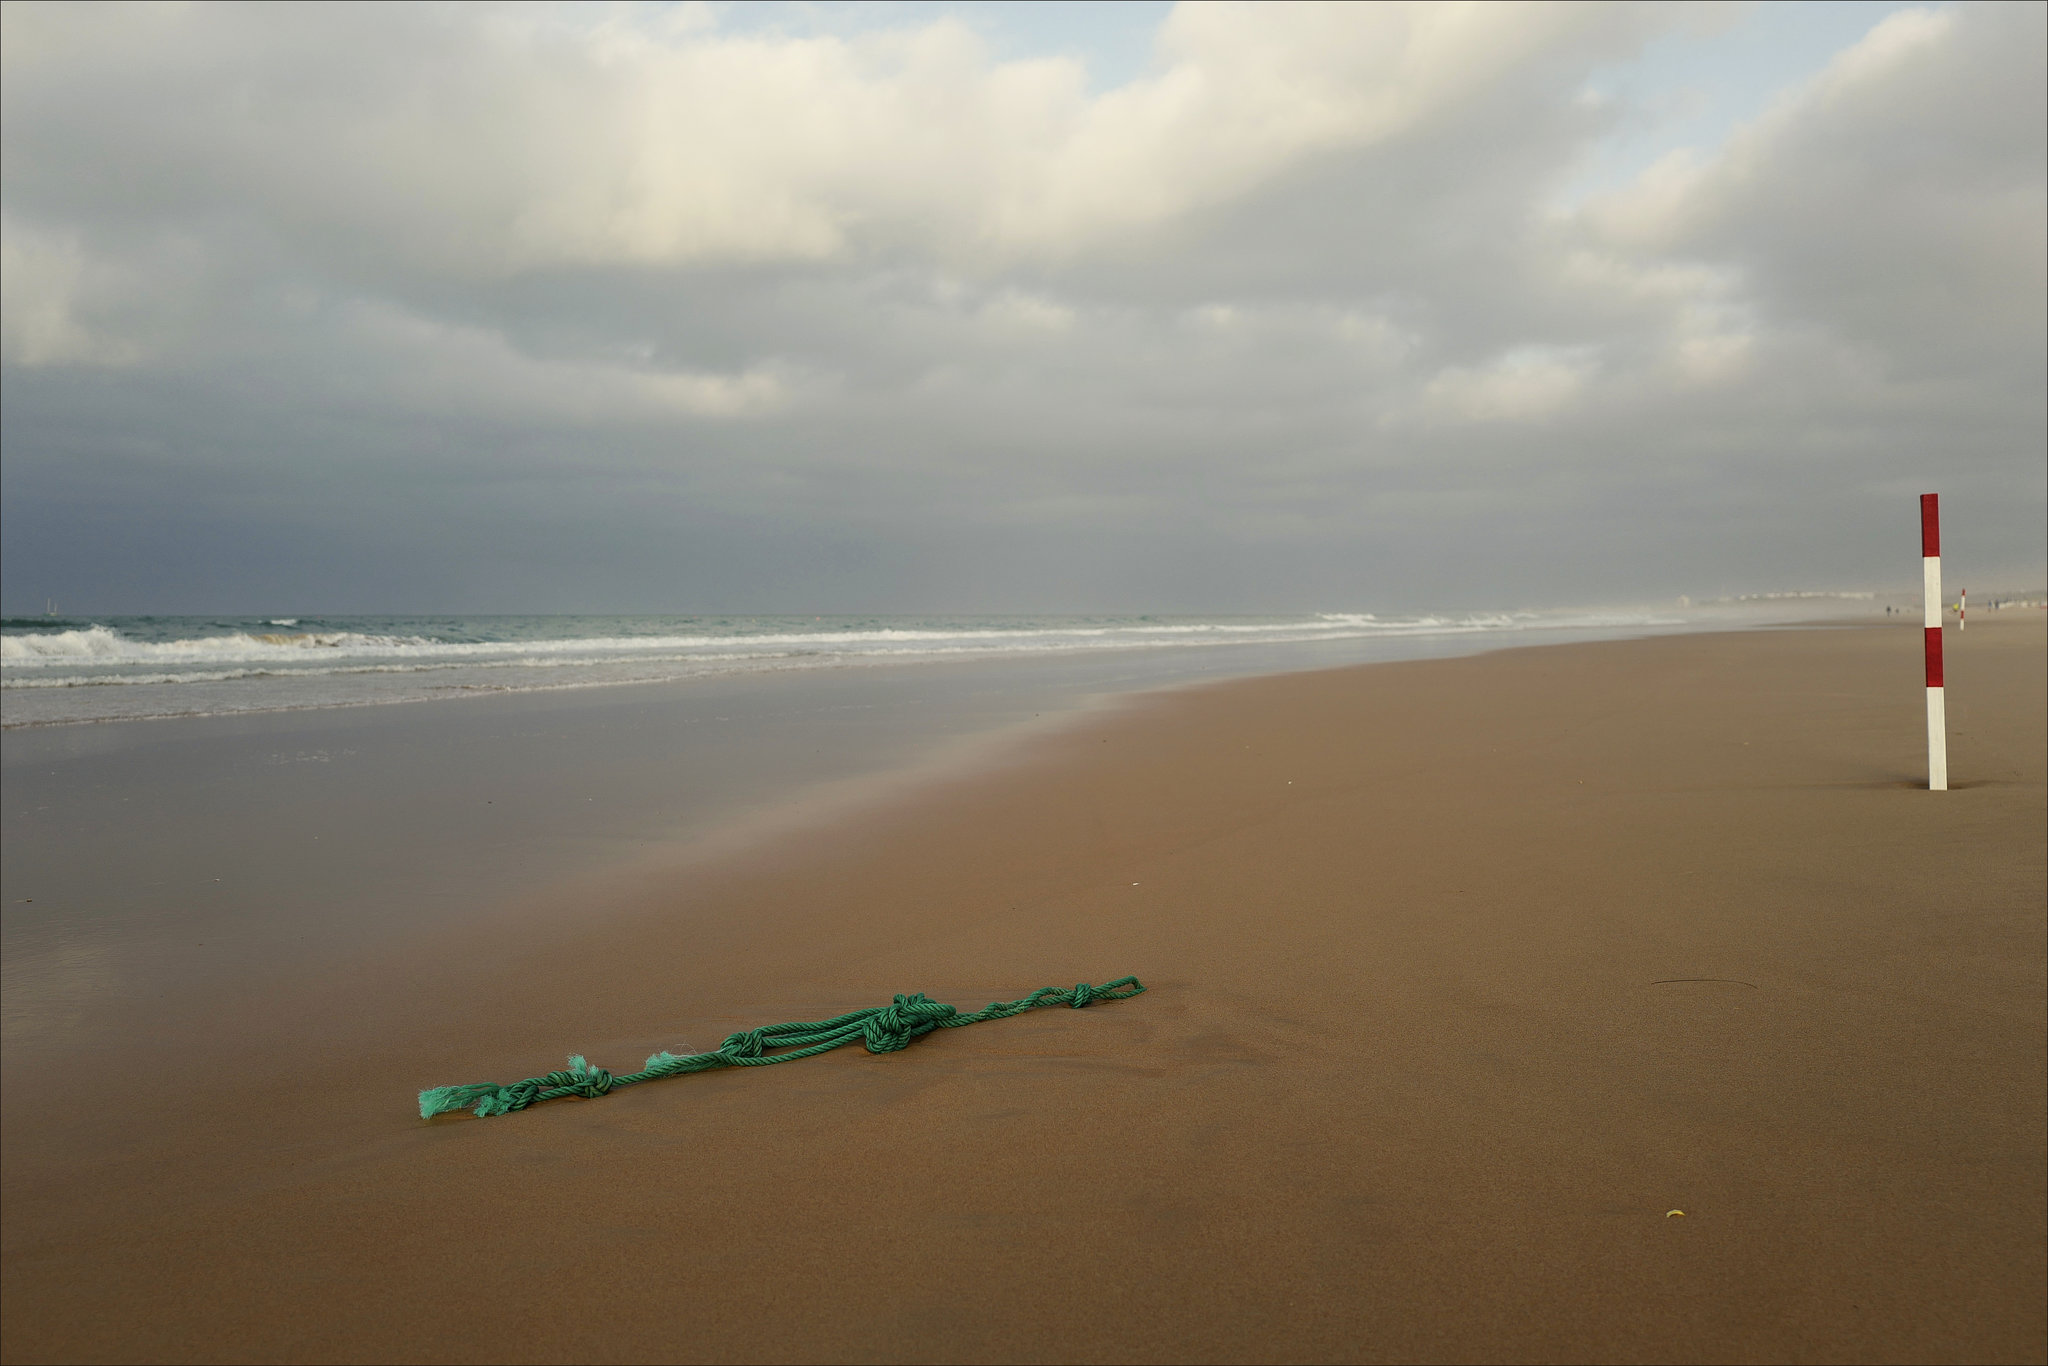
2;617;2042;1364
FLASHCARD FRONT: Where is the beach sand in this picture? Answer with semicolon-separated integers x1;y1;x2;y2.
3;617;2042;1364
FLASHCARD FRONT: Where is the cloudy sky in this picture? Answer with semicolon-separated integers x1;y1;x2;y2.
2;0;2042;615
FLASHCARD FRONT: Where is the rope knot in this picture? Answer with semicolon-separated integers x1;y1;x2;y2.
1069;982;1097;1007
472;1080;541;1117
546;1056;614;1099
862;993;957;1053
718;1029;768;1059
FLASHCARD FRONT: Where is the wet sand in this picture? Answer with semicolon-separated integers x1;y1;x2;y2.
3;617;2042;1363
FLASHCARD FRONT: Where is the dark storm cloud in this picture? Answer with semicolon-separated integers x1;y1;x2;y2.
2;1;2041;613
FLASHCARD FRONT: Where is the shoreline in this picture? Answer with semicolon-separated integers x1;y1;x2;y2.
4;617;2042;1363
0;605;1888;731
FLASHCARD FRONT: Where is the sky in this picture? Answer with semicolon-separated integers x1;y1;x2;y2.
1;0;2042;616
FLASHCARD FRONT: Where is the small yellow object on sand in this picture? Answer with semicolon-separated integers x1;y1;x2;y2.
1666;1209;1686;1218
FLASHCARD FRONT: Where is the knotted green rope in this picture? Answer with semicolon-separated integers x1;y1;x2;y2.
419;976;1145;1119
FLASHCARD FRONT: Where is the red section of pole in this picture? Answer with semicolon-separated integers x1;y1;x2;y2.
1925;626;1944;688
1921;493;1940;557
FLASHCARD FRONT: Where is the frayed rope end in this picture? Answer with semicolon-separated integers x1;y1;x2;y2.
418;1082;503;1119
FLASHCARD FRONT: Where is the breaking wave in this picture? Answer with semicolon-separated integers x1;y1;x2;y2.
1;609;1702;726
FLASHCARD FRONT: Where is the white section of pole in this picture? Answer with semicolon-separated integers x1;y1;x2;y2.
1927;686;1948;791
1924;549;1946;791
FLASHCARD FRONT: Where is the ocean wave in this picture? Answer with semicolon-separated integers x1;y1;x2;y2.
0;611;1691;701
1;614;1536;670
0;625;425;664
0;608;1710;727
0;650;810;688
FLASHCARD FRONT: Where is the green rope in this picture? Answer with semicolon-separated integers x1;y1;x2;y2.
419;976;1146;1119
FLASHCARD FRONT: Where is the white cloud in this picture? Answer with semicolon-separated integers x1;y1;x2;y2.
1579;3;2043;370
976;289;1076;334
0;217;140;367
340;301;797;421
1584;8;1962;250
1551;251;1753;385
0;1;1671;273
1419;345;1600;424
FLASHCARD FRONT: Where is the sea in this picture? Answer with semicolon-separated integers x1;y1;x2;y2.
0;602;1872;728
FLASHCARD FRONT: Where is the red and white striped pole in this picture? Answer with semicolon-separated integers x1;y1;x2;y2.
1922;493;1946;791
